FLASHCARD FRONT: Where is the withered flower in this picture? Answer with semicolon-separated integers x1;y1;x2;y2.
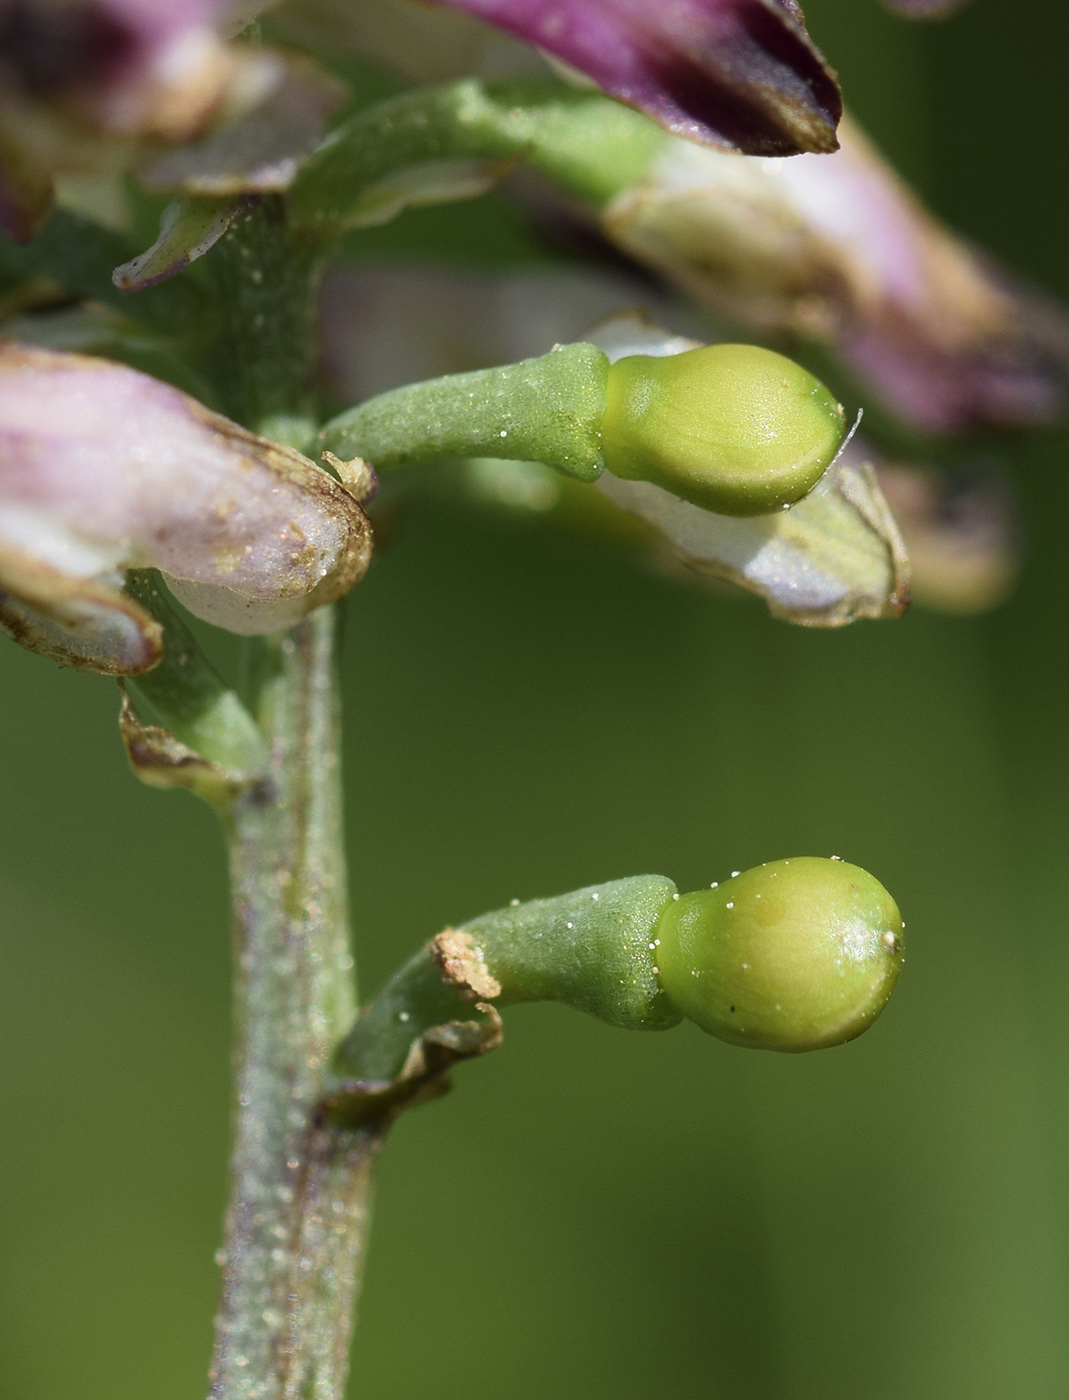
0;343;371;673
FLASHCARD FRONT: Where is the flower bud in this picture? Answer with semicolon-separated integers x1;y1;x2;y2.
655;857;903;1051
601;343;846;516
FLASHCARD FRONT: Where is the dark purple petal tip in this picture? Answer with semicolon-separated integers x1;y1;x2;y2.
434;0;842;156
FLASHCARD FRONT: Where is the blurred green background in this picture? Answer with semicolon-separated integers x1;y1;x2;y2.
3;1;1069;1397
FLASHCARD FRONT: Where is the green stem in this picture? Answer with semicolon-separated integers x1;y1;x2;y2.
204;196;324;434
317;342;609;482
209;607;379;1400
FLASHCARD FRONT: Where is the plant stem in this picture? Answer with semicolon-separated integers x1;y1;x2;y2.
210;606;381;1400
205;195;323;434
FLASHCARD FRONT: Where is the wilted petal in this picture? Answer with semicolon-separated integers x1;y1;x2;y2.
598;457;909;625
0;343;371;671
604;116;1069;432
0;542;162;672
587;312;908;625
430;0;842;156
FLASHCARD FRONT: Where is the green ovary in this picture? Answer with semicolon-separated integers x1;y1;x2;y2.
655;857;903;1051
601;344;846;516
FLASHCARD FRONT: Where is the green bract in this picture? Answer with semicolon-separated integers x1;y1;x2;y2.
602;344;846;516
655;857;903;1051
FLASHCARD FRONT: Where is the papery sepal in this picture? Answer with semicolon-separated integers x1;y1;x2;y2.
119;691;264;807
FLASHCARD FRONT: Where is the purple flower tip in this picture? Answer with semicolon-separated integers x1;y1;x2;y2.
433;0;842;156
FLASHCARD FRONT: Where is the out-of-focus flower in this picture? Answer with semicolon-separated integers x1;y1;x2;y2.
603;115;1069;433
870;455;1020;613
0;0;283;240
0;343;371;673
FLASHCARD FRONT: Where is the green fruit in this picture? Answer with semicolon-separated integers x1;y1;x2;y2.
601;344;846;516
654;857;903;1051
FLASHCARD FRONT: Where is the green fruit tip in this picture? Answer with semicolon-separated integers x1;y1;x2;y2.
601;344;846;516
654;856;903;1051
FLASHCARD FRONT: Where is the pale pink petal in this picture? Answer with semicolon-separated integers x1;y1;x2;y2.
0;344;371;669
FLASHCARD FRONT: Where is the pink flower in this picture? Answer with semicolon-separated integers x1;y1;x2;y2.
0;343;371;673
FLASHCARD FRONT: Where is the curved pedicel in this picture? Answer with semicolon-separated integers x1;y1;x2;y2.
317;341;846;517
329;858;904;1117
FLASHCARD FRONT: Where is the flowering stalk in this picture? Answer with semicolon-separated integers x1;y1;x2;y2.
211;606;379;1400
161;201;377;1400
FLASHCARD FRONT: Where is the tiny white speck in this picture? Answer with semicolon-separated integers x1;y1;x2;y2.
499;429;508;437
651;966;659;975
654;938;660;946
741;962;750;971
755;893;761;899
672;892;680;900
830;854;842;861
399;1011;410;1022
591;892;600;900
566;921;573;929
710;881;718;888
691;969;699;977
649;942;656;950
726;901;734;909
510;898;520;906
731;871;740;878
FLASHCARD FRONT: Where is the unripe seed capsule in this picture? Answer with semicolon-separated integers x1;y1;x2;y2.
654;857;902;1051
601;344;846;516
